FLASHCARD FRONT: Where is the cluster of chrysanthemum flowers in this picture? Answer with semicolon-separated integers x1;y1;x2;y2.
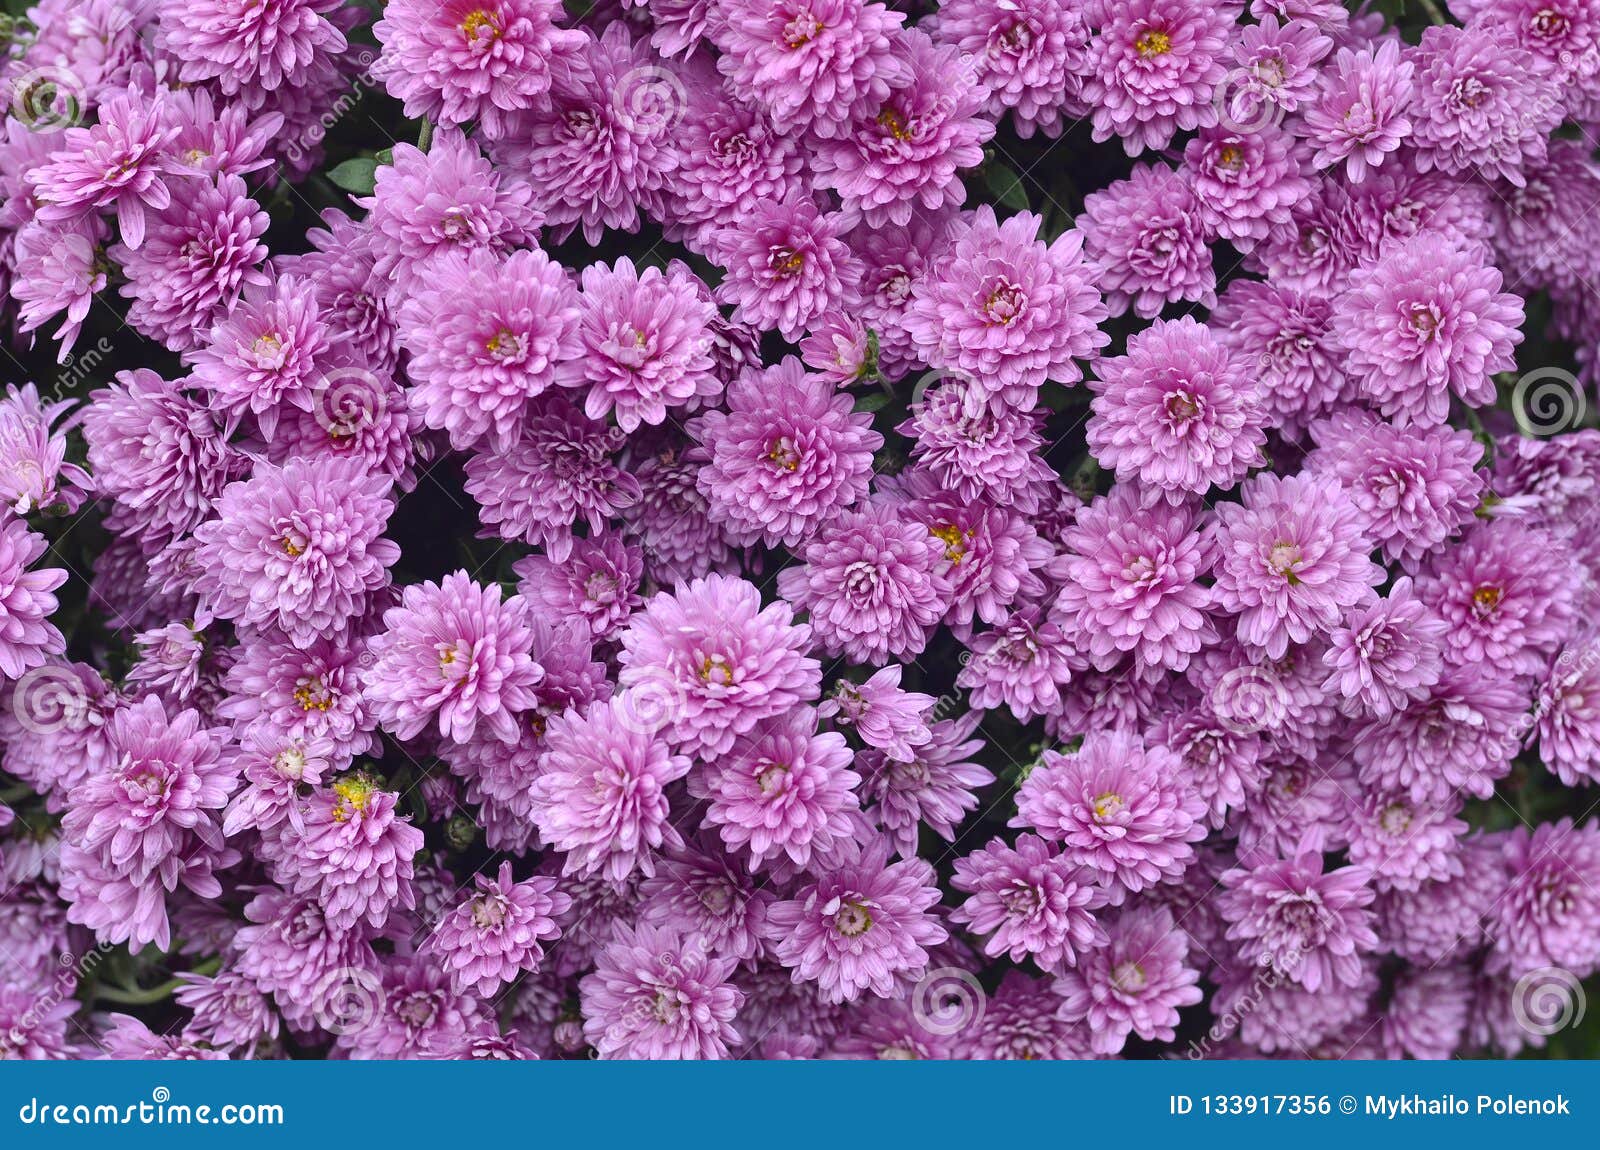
2;0;1600;1062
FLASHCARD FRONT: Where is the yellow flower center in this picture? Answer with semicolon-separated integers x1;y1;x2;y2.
332;774;376;823
1473;584;1503;614
294;677;333;712
1093;791;1125;821
877;106;912;142
834;901;873;937
461;8;503;44
782;11;824;48
1135;29;1172;57
769;246;805;277
765;436;802;471
931;522;967;564
699;653;735;686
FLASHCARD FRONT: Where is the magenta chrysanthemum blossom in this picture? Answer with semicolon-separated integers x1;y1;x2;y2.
904;205;1107;408
957;609;1084;723
397;246;582;451
1050;485;1216;674
29;90;178;251
1537;641;1600;787
159;0;347;98
1301;39;1414;182
111;173;270;352
530;696;692;883
1210;279;1346;438
1223;16;1331;125
816;665;933;764
174;971;280;1053
1409;24;1560;187
219;632;378;759
362;571;546;745
1491;819;1600;978
1321;577;1447;719
1344;789;1466;893
712;0;908;137
688;357;880;549
1080;162;1214;318
1217;850;1379;991
899;378;1055;513
777;501;952;665
951;832;1108;971
1334;235;1524;426
1012;730;1208;901
580;922;743;1059
849;208;957;379
1086;316;1265;500
273;772;424;933
1183;123;1312;246
695;706;860;873
373;0;587;138
568;257;719;432
1416;520;1577;678
762;835;947;1003
638;841;775;963
858;711;993;859
10;216;107;361
1211;472;1384;660
513;533;643;643
672;74;806;237
931;0;1090;138
1081;0;1229;154
425;861;569;997
616;574;820;759
712;191;859;341
0;518;67;678
1305;409;1485;568
191;455;398;649
810;30;994;228
1052;905;1202;1054
463;396;639;561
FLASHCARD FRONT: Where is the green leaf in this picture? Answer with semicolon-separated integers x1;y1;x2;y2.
986;163;1030;212
327;157;379;195
853;391;892;414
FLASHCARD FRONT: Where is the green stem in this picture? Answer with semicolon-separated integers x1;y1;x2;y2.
417;118;435;152
1414;0;1449;25
94;957;222;1006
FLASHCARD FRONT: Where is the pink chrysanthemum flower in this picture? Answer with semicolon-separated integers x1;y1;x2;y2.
0;517;67;678
1491;819;1600;978
712;191;860;341
1050;485;1216;674
191;455;399;650
1183;123;1312;246
958;608;1085;723
951;832;1108;971
111;173;271;352
1222;16;1331;125
273;771;424;933
849;209;957;380
580;922;743;1059
1344;789;1466;893
762;835;947;1003
1305;409;1485;567
1052;905;1202;1054
513;533;644;643
0;384;89;518
531;696;692;883
904;205;1107;409
569;257;720;432
899;378;1056;514
616;573;821;760
1334;235;1524;426
373;0;587;138
712;0;908;137
1210;472;1384;660
425;861;569;997
1080;162;1214;318
1086;316;1265;501
1415;520;1577;678
1321;577;1448;719
1536;641;1600;787
817;665;934;764
159;0;348;98
1210;279;1346;439
1217;850;1379;991
638;839;775;963
463;396;640;561
219;632;378;760
362;571;546;745
694;706;861;873
1013;730;1208;902
688;357;881;549
858;711;994;859
672;74;806;237
810;30;994;228
1301;39;1414;181
10;216;108;360
1080;0;1231;154
397;246;582;451
777;501;953;665
1409;24;1560;187
931;0;1091;138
